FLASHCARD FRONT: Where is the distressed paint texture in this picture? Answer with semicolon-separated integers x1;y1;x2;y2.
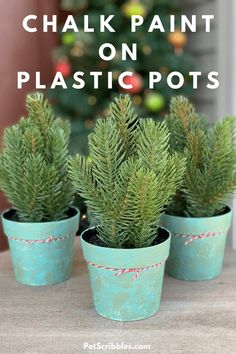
1;208;80;286
80;227;171;321
160;209;232;281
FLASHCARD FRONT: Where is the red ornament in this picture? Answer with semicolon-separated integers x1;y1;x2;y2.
55;60;71;78
121;73;143;94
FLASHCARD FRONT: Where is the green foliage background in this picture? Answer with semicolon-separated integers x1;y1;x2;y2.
49;0;196;154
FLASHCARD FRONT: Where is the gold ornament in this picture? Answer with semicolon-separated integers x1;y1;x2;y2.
88;96;97;105
160;66;169;74
113;71;120;80
142;45;152;55
168;30;187;49
98;60;109;69
133;95;142;105
84;119;95;129
70;41;84;57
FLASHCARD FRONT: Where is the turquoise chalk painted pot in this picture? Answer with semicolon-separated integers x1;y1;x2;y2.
81;227;171;321
1;207;80;286
160;207;232;281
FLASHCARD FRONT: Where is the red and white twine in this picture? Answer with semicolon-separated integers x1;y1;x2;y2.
174;231;225;245
8;235;71;245
87;258;167;280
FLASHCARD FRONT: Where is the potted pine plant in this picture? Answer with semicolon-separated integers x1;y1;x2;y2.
0;93;80;286
161;96;236;281
69;95;186;321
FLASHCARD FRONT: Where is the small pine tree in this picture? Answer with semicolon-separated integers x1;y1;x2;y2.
166;96;236;217
0;93;75;222
69;95;186;248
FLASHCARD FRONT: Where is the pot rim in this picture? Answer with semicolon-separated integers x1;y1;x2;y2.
163;205;232;221
1;206;80;226
80;226;171;252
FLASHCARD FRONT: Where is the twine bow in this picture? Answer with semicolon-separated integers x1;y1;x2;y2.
87;258;166;280
174;231;225;245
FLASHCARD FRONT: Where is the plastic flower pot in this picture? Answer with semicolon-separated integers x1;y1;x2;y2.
160;207;232;281
80;227;171;321
1;207;80;286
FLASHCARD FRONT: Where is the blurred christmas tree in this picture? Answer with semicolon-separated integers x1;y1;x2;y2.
48;0;196;154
